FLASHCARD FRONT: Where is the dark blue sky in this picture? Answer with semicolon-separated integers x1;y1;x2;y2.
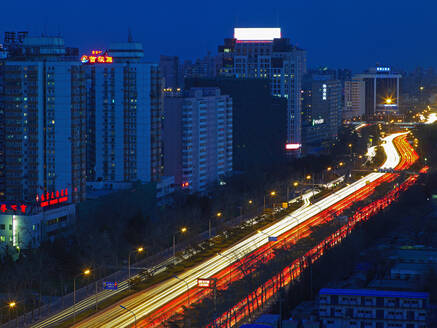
1;0;435;71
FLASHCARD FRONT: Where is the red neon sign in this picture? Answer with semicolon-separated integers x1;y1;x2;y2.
81;51;113;64
0;204;27;214
37;189;68;208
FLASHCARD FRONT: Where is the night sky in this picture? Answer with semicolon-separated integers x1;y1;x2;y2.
1;0;435;71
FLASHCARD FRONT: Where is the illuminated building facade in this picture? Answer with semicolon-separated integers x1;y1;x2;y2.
217;28;306;152
353;67;401;118
85;41;163;185
163;87;232;192
0;35;86;204
302;71;342;149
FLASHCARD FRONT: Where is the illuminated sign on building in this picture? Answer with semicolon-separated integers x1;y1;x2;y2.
312;118;324;125
0;204;27;213
197;278;217;288
322;84;327;100
36;189;69;208
285;143;302;150
81;50;113;64
234;28;281;42
376;67;391;72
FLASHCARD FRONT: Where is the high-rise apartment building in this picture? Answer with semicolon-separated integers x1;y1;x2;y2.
217;28;306;152
354;66;401;118
163;87;232;192
343;79;366;120
84;41;163;185
0;35;86;203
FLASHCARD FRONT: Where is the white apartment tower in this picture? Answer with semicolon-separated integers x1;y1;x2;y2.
164;88;233;192
84;41;163;185
343;80;366;120
0;36;86;203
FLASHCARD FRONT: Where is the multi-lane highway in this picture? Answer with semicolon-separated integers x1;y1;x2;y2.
65;132;408;328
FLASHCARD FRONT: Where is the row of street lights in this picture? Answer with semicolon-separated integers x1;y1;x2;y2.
66;161;352;325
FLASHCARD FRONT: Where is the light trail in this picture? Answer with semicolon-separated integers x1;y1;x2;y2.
66;133;408;328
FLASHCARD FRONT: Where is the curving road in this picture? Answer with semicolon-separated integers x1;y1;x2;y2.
68;132;407;328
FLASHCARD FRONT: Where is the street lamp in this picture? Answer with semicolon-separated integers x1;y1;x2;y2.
120;304;137;327
209;212;222;239
264;191;276;210
173;227;188;264
174;275;190;306
8;301;16;324
248;200;253;204
73;269;91;323
128;247;144;289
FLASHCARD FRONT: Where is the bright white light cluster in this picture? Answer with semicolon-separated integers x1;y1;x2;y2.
234;28;281;41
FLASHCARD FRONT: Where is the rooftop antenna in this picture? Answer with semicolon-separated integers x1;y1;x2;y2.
128;28;133;43
275;8;279;27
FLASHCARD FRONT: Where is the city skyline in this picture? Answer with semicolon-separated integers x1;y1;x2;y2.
1;0;436;71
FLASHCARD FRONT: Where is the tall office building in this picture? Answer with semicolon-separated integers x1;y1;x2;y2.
343;80;366;120
186;78;287;172
0;35;86;203
159;55;184;90
84;41;163;185
183;52;220;80
217;28;306;152
163;87;232;192
354;66;401;118
302;71;342;149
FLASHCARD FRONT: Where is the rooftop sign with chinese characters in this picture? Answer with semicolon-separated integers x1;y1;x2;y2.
81;50;113;64
36;189;69;208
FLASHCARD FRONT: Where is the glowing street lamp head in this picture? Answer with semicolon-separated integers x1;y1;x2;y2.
293;182;299;187
326;167;332;172
385;98;393;104
216;212;222;217
9;302;16;308
137;247;144;253
248;200;253;204
83;269;91;275
306;175;311;180
270;191;276;196
181;227;187;233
